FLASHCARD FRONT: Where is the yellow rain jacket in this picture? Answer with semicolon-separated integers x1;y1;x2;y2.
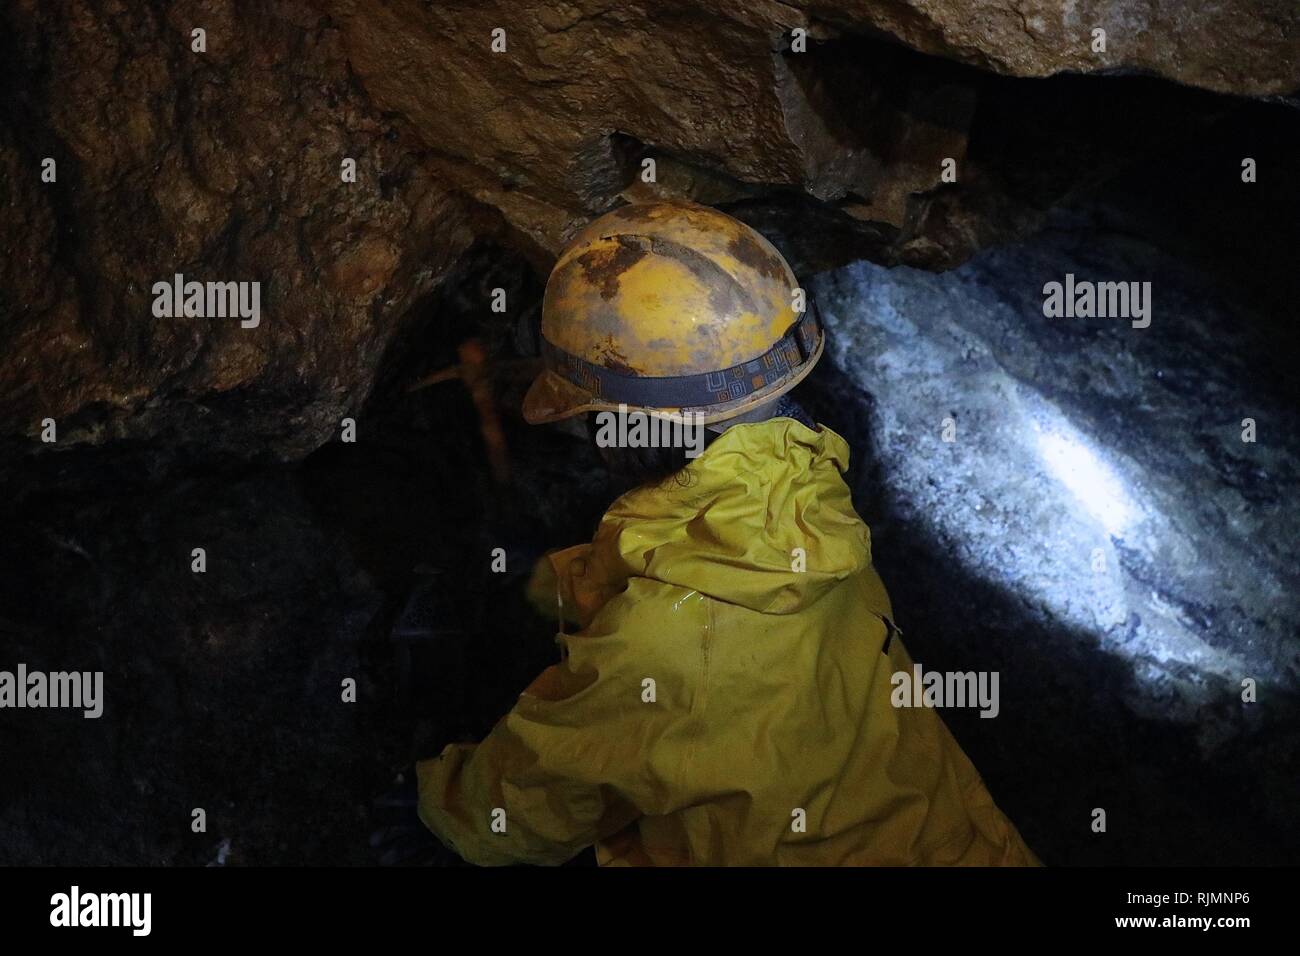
417;418;1039;866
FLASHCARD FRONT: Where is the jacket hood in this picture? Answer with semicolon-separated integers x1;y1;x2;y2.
593;418;871;614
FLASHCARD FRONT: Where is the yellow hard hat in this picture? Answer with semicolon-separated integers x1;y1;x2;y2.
521;200;823;425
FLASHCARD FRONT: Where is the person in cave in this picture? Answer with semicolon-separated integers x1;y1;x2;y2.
412;199;1040;866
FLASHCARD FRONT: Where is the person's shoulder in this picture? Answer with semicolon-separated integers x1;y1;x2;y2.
567;578;710;667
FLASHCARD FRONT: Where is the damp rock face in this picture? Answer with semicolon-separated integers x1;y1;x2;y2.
825;0;1300;95
806;204;1300;863
0;0;480;464
322;0;1296;271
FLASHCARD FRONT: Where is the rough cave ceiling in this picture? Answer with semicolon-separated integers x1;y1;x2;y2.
1;0;1298;463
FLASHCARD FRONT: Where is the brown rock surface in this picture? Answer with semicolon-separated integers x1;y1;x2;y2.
819;0;1300;95
1;0;480;461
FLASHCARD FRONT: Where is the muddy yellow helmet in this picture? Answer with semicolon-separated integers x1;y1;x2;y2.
521;200;823;425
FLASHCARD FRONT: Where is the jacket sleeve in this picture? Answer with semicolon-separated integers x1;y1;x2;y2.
415;634;645;866
523;545;586;627
524;544;626;629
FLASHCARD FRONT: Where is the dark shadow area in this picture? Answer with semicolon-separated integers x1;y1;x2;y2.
724;28;1238;274
295;239;604;864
